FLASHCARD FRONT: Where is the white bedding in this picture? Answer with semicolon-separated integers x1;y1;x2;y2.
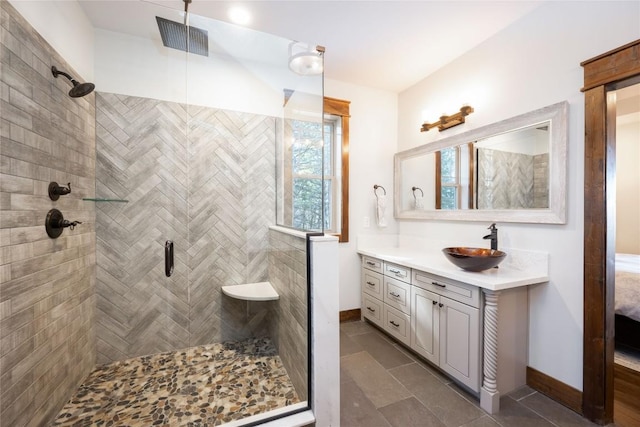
616;253;640;322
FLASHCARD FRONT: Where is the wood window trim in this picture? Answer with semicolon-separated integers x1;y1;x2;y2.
324;96;351;243
581;39;640;424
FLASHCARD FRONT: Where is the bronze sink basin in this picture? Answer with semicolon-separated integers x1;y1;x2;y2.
442;247;507;272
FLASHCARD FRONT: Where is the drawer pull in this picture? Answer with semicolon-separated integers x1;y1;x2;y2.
366;281;376;287
367;306;376;313
390;292;401;298
389;268;402;274
366;261;376;266
431;281;446;288
389;320;400;327
432;300;438;305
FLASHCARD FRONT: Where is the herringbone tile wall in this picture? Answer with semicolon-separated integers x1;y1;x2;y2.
477;148;535;209
95;93;278;364
0;2;96;426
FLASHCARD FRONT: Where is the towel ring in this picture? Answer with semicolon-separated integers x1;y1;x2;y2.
412;186;424;200
373;185;386;198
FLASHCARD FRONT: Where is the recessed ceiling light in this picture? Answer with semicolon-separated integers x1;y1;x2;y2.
228;6;251;26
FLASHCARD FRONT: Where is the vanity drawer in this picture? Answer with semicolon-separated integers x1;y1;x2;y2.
412;270;480;308
383;276;411;315
362;293;383;327
384;305;411;346
362;256;383;273
384;262;411;283
362;269;383;300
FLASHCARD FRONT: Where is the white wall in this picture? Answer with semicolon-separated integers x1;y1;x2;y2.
616;120;640;255
94;29;322;117
395;1;640;391
8;0;94;81
324;79;398;311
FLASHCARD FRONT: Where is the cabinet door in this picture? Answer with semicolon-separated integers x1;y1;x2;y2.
411;286;440;365
439;297;480;392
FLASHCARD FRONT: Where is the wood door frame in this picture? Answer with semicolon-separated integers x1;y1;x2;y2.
581;39;640;424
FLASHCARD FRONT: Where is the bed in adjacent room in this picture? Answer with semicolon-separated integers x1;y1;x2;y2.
615;253;640;352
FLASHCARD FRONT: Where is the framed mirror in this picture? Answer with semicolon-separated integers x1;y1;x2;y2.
394;101;568;223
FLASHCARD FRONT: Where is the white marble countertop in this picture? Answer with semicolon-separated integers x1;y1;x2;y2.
357;243;549;291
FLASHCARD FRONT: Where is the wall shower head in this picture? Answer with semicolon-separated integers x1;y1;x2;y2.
51;66;95;98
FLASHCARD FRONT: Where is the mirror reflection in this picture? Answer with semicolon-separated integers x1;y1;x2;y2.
394;102;568;223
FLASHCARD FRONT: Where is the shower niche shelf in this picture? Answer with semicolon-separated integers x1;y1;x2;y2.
221;282;279;301
82;198;129;203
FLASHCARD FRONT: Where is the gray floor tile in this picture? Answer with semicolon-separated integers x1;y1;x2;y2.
351;331;413;369
379;397;446;427
506;385;537;401
459;415;502;427
342;351;412;408
341;331;364;357
519;391;598;426
389;363;485;427
340;380;392;427
490;396;555;427
340;320;377;337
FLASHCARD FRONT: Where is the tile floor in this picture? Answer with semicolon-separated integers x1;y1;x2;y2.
53;337;299;426
340;320;602;427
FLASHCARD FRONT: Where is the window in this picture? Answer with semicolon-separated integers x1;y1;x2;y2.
436;143;474;210
287;97;350;242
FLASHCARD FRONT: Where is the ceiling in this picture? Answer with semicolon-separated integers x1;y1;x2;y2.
78;0;545;93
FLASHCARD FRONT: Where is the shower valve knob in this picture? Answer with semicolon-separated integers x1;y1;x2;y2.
45;209;81;238
48;182;71;200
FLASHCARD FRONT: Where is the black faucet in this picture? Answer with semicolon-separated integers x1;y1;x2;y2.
483;223;498;251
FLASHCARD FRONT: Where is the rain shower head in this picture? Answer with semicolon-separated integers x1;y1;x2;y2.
156;16;209;57
51;66;95;98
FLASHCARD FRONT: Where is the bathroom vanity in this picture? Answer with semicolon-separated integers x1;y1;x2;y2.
358;241;549;414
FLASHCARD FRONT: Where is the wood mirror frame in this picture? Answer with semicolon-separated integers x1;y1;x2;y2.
582;39;640;424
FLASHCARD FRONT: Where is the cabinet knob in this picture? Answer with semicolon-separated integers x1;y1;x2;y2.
432;300;438;305
389;320;399;327
439;303;444;308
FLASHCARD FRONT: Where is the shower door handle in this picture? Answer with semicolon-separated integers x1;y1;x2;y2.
165;240;174;277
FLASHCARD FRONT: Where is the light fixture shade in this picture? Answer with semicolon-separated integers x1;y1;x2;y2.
288;42;323;75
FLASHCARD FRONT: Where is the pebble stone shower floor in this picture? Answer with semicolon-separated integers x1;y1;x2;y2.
52;337;300;426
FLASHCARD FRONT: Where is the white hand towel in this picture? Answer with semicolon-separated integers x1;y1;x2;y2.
414;195;424;210
376;195;387;228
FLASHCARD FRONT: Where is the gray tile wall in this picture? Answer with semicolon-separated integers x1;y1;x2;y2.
0;2;96;426
268;229;308;400
533;153;549;208
477;148;535;209
95;93;277;363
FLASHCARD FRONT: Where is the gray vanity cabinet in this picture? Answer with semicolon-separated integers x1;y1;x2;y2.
412;271;481;392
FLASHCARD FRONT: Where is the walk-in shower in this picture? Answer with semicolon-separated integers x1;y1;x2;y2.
56;2;323;425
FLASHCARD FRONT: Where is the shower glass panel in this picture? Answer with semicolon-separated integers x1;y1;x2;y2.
90;2;320;425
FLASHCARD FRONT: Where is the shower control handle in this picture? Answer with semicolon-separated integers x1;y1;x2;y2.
165;240;174;277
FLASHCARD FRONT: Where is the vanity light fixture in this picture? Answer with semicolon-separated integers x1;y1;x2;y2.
421;105;474;132
288;42;325;76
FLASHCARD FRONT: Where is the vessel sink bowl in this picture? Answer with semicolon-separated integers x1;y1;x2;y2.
442;247;507;272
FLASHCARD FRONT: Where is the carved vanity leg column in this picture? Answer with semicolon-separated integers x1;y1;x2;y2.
481;289;500;414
